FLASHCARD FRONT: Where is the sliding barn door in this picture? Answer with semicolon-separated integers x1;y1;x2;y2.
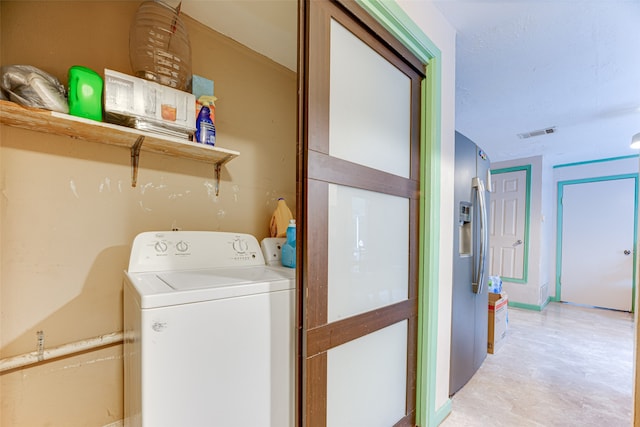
298;1;424;426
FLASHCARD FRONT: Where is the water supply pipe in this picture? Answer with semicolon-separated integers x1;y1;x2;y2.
0;331;123;373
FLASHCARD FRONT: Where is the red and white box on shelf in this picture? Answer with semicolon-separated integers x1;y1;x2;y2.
103;68;195;139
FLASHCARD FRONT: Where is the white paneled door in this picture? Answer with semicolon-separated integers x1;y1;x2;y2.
298;1;424;426
559;176;636;311
489;168;529;281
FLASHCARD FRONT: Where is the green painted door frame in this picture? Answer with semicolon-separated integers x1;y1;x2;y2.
490;165;532;284
354;1;445;425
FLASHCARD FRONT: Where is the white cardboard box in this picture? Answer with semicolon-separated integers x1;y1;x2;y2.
104;69;195;133
488;292;508;354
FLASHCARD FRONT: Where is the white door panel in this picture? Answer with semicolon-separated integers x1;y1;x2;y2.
490;169;528;280
329;20;411;179
325;17;410;420
560;177;635;311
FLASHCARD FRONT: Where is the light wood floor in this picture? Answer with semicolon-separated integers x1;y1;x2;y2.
440;302;634;426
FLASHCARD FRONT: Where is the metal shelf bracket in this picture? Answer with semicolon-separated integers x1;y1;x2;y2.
215;163;222;196
130;136;145;187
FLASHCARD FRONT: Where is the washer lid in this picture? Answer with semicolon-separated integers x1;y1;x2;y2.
125;266;294;309
157;266;290;291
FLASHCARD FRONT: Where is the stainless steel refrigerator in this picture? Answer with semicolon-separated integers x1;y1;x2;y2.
449;131;491;396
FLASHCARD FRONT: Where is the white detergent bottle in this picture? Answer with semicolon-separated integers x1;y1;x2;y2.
281;219;296;268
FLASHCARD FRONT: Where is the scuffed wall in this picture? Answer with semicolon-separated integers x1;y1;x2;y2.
0;2;296;426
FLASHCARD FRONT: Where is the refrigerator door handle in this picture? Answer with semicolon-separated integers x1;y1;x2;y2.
472;177;488;294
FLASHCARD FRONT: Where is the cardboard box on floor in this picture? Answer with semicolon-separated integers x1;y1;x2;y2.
488;292;508;354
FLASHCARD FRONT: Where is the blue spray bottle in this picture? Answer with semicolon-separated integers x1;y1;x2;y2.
195;105;216;146
281;219;296;268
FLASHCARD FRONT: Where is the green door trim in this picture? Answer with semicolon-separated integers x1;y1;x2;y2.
555;173;639;312
490;165;532;284
355;1;444;425
553;154;639;169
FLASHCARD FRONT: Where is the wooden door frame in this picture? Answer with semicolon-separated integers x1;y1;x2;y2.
298;1;445;425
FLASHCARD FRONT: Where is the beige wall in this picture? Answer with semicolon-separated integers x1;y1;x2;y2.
0;2;296;426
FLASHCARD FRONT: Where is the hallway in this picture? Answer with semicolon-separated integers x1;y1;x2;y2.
441;302;634;426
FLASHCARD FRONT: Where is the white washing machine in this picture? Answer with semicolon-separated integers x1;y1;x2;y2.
123;231;295;427
260;237;295;279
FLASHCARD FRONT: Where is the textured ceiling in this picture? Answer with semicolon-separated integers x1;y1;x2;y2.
179;0;640;165
432;0;640;164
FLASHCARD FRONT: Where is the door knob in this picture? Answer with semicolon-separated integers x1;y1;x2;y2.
624;249;631;255
513;239;523;247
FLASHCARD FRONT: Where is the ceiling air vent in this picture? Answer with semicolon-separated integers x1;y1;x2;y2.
517;126;556;139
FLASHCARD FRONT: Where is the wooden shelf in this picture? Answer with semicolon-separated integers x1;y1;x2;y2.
0;99;238;190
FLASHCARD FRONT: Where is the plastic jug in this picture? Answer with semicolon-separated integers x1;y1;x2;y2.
68;66;103;121
270;198;293;237
281;219;296;268
129;0;192;91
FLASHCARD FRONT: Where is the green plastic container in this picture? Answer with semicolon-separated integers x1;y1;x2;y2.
68;66;103;121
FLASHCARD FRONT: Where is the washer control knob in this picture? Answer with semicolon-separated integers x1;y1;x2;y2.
154;241;168;253
176;241;189;252
232;238;249;254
